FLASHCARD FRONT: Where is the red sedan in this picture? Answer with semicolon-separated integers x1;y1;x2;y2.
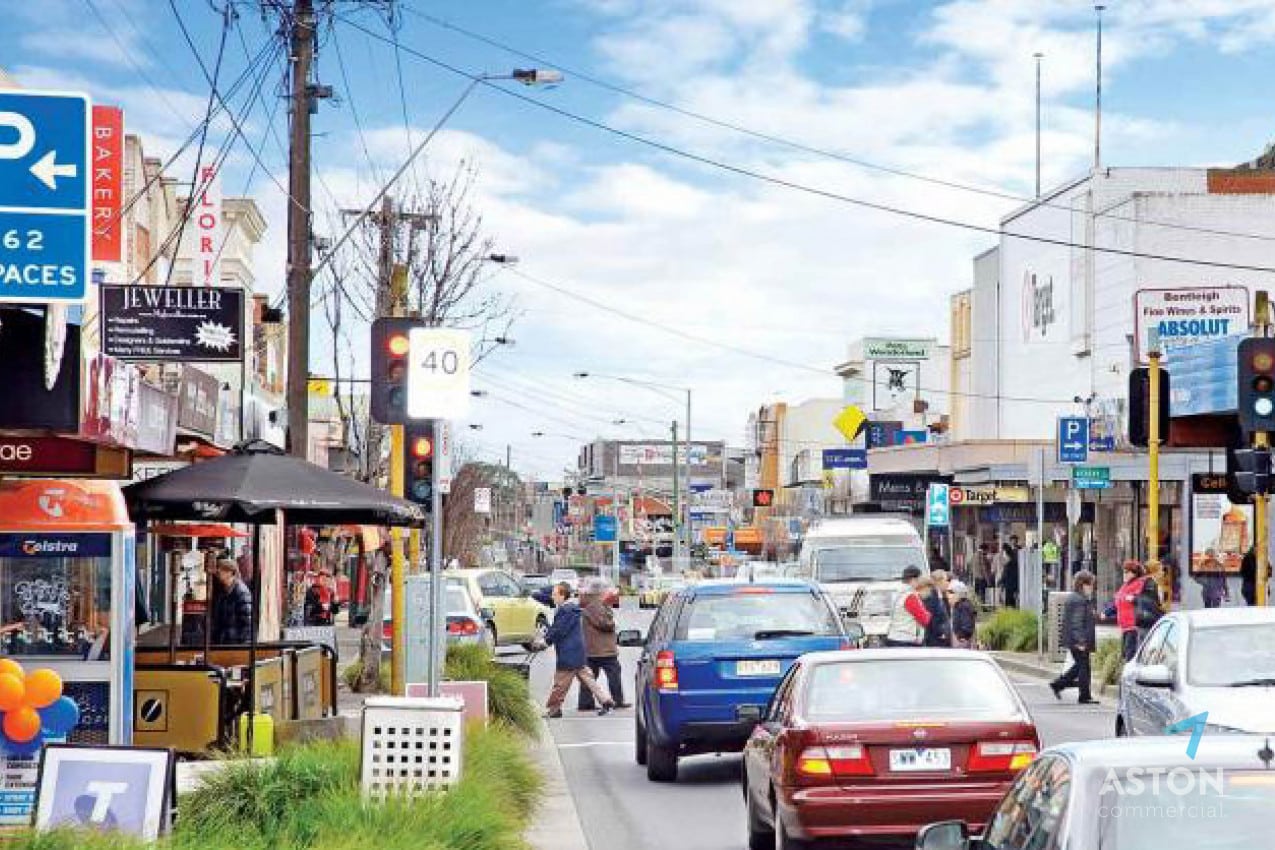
742;649;1039;848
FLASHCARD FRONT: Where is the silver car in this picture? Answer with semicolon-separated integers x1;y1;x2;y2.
1117;607;1275;738
916;736;1275;850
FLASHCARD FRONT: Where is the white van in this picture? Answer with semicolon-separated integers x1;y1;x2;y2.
795;516;929;645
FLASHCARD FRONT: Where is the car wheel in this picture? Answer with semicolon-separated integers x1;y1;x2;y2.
746;781;774;850
646;735;678;782
774;814;812;850
635;710;648;766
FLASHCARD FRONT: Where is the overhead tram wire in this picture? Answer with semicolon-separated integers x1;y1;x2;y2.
403;5;1275;248
338;16;1275;277
163;0;232;287
329;18;385;186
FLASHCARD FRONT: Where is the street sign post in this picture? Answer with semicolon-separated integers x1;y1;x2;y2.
1072;466;1111;490
822;448;867;469
1057;417;1089;464
0;90;91;303
925;483;950;527
406;327;471;420
594;514;617;543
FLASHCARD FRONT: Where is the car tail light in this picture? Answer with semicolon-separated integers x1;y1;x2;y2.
968;741;1037;773
654;650;679;692
735;586;774;595
447;618;480;636
796;744;874;778
382;621;392;642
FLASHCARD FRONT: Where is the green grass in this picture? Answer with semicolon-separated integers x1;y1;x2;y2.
445;643;540;739
10;725;540;850
977;608;1040;652
1093;637;1124;688
342;658;390;694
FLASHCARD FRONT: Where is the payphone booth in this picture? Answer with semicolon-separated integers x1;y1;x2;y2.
0;480;135;826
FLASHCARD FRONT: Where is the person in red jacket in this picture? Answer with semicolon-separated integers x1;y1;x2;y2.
886;566;933;647
1115;560;1147;661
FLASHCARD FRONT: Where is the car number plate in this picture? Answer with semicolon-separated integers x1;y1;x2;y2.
736;659;781;677
889;748;951;772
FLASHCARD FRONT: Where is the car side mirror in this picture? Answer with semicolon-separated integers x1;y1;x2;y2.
617;629;645;648
915;820;970;850
843;620;866;646
1136;663;1175;689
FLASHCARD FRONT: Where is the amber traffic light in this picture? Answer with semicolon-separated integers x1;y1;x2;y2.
404;421;435;509
370;317;424;424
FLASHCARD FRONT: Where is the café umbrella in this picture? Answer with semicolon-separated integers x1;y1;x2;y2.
123;441;425;751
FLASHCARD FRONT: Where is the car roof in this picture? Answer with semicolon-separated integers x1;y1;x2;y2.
1171;607;1275;628
1051;735;1275;772
798;647;1000;665
684;578;820;597
803;517;920;538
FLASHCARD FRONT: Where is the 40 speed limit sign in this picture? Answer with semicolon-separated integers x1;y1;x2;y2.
407;327;472;419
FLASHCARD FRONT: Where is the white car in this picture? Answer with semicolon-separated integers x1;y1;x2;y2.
547;568;580;593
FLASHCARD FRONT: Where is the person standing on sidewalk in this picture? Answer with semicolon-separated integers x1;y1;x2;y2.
536;582;615;719
577;579;628;711
1051;570;1099;705
949;580;977;649
1115;560;1146;661
885;566;932;647
924;569;953;648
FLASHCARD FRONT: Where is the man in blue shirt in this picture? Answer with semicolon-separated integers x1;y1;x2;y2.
536;582;615;718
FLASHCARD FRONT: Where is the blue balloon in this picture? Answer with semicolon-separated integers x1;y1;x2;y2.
0;727;43;758
39;697;79;737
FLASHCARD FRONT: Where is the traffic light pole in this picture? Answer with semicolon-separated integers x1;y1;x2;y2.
427;419;445;696
1147;334;1166;610
1257;431;1270;608
389;424;407;695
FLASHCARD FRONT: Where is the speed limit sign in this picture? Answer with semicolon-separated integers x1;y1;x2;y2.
406;327;471;419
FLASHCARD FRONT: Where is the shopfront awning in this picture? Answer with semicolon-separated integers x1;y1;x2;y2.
148;522;248;539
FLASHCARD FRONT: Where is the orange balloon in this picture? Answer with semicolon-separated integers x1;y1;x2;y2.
0;675;23;713
0;659;24;681
4;707;40;743
23;669;61;709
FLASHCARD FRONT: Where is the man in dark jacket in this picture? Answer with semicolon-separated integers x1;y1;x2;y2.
577;580;628;711
210;559;253;644
537;582;615;718
1242;548;1257;606
1001;537;1021;608
1051;570;1098;705
923;569;953;647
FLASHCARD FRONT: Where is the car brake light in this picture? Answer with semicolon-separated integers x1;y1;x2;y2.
797;745;874;778
968;741;1037;773
654;650;679;691
447;619;480;636
382;621;392;641
735;586;774;595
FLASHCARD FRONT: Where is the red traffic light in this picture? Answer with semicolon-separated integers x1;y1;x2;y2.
752;489;775;507
410;436;434;458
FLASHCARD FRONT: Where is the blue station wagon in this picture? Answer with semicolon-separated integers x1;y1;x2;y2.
619;580;854;782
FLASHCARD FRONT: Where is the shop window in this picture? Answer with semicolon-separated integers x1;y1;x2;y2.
0;544;112;658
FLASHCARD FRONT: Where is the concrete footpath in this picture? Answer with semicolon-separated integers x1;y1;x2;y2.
525;717;590;850
993;650;1119;699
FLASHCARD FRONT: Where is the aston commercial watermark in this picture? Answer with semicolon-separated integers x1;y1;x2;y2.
1099;767;1227;821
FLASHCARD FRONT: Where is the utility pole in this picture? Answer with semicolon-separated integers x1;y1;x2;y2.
286;0;316;459
1147;327;1167;609
1255;292;1271;607
671;420;680;565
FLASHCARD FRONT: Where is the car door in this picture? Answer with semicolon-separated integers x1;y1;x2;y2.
476;571;519;643
1123;622;1170;736
1141;620;1183;734
496;572;536;639
637;596;679;724
744;665;799;820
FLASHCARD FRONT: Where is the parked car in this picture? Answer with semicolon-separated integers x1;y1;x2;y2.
520;573;551;596
619;579;854;783
742;648;1038;847
382;577;495;653
916;735;1275;850
1117;607;1275;738
638;575;687;609
451;568;550;650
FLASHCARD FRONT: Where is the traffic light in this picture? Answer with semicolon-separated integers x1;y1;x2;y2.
1127;367;1171;448
752;489;775;508
404;421;435;509
1238;338;1275;434
1235;447;1273;495
370;318;422;424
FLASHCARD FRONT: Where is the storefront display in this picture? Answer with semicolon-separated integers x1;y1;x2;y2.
1190;474;1250;575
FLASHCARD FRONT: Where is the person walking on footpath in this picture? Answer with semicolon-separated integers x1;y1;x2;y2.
1116;560;1148;661
577;579;628;711
1051;571;1099;705
210;558;253;644
924;569;953;648
886;566;933;647
1001;536;1021;608
536;582;615;718
949;580;977;649
1241;547;1257;606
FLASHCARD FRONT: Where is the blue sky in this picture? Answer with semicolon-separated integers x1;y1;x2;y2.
7;0;1275;477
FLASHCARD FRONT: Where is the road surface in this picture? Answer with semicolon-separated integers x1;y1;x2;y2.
525;601;1115;850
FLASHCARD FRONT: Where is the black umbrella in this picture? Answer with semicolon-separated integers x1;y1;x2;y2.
123;441;424;752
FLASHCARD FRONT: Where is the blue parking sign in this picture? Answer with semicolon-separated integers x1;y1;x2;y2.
1057;417;1090;464
0;89;91;303
926;483;950;527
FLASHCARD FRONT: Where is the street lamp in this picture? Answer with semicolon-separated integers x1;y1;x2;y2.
574;371;693;564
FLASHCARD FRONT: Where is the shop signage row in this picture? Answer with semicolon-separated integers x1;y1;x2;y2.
948;485;1030;505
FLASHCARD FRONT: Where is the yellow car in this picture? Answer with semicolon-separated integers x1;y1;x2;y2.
637;575;688;609
449;568;551;649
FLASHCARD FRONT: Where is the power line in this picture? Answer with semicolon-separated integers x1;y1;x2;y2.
402;4;1275;247
338;16;1275;276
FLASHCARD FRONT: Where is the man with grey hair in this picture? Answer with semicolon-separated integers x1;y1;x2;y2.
578;576;627;710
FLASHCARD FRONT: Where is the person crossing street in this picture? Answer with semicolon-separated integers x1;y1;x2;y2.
1051;570;1099;705
577;578;628;711
536;582;615;718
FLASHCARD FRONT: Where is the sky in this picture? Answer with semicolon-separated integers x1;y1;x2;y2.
7;0;1275;479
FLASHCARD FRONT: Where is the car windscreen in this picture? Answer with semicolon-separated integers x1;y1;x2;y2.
1095;769;1275;849
805;659;1021;721
812;544;925;583
675;590;839;642
1187;623;1275;686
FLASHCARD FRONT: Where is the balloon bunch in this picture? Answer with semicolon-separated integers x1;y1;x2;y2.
0;660;80;757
